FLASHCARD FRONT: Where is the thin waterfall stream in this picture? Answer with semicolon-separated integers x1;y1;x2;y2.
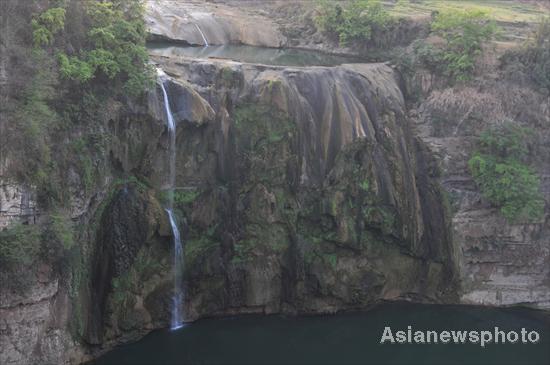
158;70;185;330
194;23;209;46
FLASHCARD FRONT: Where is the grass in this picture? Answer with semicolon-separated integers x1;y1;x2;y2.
386;1;542;24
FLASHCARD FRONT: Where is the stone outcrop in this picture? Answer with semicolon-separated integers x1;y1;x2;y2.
0;182;38;229
146;0;286;47
0;265;85;365
151;56;458;320
411;82;550;309
2;2;549;364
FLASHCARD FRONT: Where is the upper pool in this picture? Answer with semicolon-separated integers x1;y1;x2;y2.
147;43;363;66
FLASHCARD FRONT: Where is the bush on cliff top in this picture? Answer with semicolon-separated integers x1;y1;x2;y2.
5;0;153;208
500;17;550;94
397;9;498;83
42;0;154;97
468;123;544;223
314;0;393;46
431;9;498;81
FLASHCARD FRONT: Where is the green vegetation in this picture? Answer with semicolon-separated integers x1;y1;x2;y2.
501;17;550;94
11;48;60;201
398;8;498;82
314;0;393;46
468;123;544;222
43;212;75;250
111;247;164;309
54;1;153;96
174;189;200;206
32;6;66;46
185;234;219;267
0;210;74;270
0;224;41;266
389;0;541;24
232;239;256;265
5;0;153;210
71;138;95;193
431;9;498;80
234;103;296;186
359;179;370;192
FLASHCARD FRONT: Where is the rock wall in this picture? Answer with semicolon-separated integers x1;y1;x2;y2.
0;182;38;229
2;2;548;364
410;81;550;309
152;56;458;320
0;91;173;364
0;268;83;365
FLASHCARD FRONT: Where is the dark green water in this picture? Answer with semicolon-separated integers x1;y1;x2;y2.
147;43;362;66
94;302;549;365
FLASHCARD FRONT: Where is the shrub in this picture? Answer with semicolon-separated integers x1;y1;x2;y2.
111;247;163;309
32;7;66;46
34;0;153;97
501;17;550;94
41;212;75;265
468;123;544;222
431;9;498;81
0;224;41;266
411;39;446;73
314;0;393;46
174;189;200;206
46;213;75;250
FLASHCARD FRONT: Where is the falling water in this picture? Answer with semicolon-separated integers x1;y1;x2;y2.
166;209;184;330
158;71;185;330
194;23;209;47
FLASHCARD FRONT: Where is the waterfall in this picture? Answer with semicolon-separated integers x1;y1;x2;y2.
158;71;185;330
194;23;209;46
166;209;184;330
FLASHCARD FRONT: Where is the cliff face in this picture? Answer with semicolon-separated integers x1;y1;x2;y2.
151;57;458;320
410;81;550;308
0;56;458;364
1;1;549;364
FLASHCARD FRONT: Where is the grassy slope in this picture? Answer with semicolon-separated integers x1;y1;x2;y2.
386;0;546;45
386;0;543;23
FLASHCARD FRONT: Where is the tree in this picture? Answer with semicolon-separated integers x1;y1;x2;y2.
314;0;392;46
431;9;498;80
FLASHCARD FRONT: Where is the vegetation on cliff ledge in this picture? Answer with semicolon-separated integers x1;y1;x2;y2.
1;0;152;280
33;0;153;96
430;9;498;81
501;17;550;94
469;122;544;223
314;0;393;46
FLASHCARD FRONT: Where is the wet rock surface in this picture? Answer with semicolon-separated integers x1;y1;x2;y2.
151;56;458;320
1;2;549;364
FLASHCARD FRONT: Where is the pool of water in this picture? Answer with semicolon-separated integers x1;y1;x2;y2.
93;302;549;365
147;43;363;66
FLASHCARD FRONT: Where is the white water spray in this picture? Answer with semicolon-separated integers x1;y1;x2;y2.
158;71;185;330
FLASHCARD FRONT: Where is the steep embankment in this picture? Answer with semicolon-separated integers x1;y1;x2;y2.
151;57;458;319
410;76;550;308
143;0;550;310
1;1;548;364
1;56;459;364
